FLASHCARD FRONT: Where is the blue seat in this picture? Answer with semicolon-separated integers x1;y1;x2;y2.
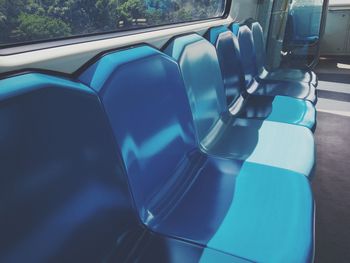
163;34;315;177
0;73;139;262
0;71;231;263
248;21;318;87
236;24;317;104
206;26;316;131
79;45;314;263
284;14;319;48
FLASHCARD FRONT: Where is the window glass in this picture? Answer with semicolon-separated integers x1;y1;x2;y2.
0;0;226;46
279;0;324;68
329;0;350;6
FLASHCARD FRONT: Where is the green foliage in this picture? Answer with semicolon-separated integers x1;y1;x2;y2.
0;0;224;45
15;13;71;41
116;0;147;26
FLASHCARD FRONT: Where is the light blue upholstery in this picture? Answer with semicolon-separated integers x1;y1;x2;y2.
0;73;138;263
207;26;316;130
164;34;316;176
249;21;318;87
164;34;227;142
80;46;199;219
80;44;315;262
0;39;316;263
237;24;317;104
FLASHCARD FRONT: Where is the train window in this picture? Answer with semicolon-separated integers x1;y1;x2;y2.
329;0;350;5
0;0;226;47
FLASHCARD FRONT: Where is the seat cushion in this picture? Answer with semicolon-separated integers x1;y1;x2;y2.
152;157;314;263
237;95;316;130
202;118;315;177
249;78;317;104
203;162;314;263
262;68;318;87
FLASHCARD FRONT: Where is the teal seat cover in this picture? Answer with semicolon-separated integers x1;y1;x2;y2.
164;34;315;177
207;26;316;130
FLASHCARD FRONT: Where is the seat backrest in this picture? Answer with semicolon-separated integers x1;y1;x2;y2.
163;34;227;143
0;73;136;263
250;21;267;73
237;25;259;87
79;46;198;223
206;25;230;45
230;23;240;36
283;14;295;48
207;26;247;106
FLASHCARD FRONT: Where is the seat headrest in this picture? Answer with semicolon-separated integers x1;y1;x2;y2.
206;25;230;45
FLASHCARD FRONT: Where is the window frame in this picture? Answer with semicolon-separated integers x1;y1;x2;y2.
0;0;231;56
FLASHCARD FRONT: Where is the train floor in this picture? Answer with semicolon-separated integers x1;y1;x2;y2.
313;58;350;263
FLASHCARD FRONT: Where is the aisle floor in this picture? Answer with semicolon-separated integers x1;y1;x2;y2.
313;60;350;263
